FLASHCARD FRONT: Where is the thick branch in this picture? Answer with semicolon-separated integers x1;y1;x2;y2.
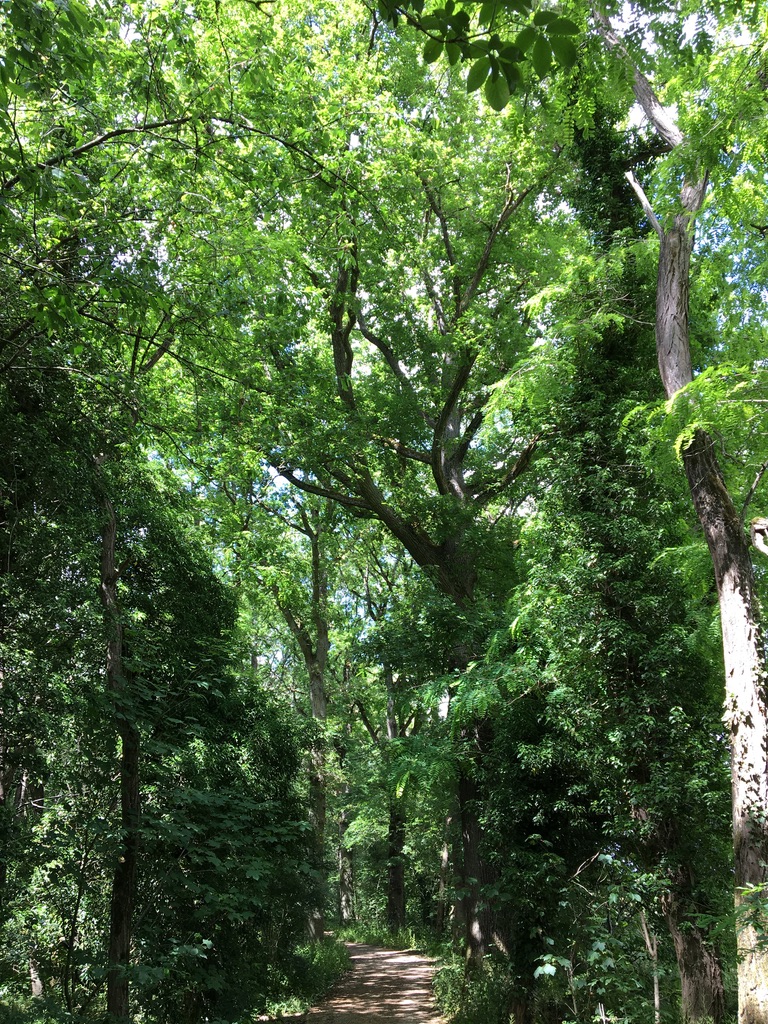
330;253;360;409
355;700;380;744
373;435;432;465
431;351;479;496
276;467;372;513
625;171;663;239
741;458;768;524
450;408;485;468
592;8;683;150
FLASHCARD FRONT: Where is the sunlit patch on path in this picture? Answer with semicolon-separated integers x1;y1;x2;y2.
307;943;445;1023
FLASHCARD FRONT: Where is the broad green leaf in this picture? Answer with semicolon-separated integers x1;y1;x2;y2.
466;55;491;92
534;962;557;977
485;71;510;110
533;10;558;26
532;34;552;77
503;61;522;92
550;35;578;69
446;41;462;65
503;0;533;13
478;2;497;26
546;17;581;35
515;26;537;53
499;44;523;62
423;38;444;63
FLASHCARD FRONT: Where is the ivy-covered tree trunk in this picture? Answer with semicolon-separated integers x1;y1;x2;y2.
338;807;354;925
100;495;140;1023
386;804;406;931
307;662;328;942
662;884;725;1024
598;14;768;1014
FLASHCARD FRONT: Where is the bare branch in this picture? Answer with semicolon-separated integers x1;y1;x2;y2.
742;458;768;523
592;7;683;151
625;171;663;239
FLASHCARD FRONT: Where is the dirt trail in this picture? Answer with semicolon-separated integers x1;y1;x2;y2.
306;942;446;1023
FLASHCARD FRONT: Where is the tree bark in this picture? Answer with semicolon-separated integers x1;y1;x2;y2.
597;12;768;1014
681;432;768;1018
100;496;140;1023
277;512;330;940
662;887;724;1023
386;803;406;931
338;807;355;925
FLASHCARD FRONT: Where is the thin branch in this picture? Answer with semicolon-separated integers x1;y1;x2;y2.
474;433;542;507
2;118;193;191
356;310;435;426
741;456;768;524
421;177;462;314
459;179;535;315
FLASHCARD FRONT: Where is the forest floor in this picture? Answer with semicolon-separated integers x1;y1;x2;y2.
304;942;446;1023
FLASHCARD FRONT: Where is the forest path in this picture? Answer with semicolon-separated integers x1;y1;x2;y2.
306;942;446;1023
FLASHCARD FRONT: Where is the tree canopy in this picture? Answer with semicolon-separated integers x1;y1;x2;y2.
1;1;767;1022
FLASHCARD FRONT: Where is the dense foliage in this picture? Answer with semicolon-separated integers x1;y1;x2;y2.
1;0;767;1022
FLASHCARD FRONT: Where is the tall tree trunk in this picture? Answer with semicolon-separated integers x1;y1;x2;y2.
386;803;406;931
100;496;140;1023
602;17;768;1007
662;887;724;1024
307;740;327;942
435;820;451;934
278;510;330;940
338;807;354;925
682;432;768;1018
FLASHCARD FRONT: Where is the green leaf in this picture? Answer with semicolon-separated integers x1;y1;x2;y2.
546;17;580;35
550;35;578;69
485;72;510;110
532;35;552;77
534;962;557;977
533;10;558;25
515;26;537;53
445;41;462;65
498;44;523;62
503;61;522;92
423;38;444;63
467;55;491;92
503;0;533;13
478;2;497;25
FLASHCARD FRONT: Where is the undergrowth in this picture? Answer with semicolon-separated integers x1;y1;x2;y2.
0;937;350;1024
335;922;447;958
